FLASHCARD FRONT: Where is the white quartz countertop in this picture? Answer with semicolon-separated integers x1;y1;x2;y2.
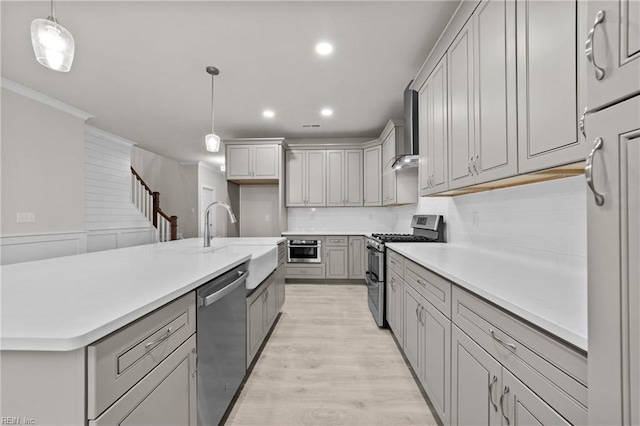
385;243;587;352
282;231;376;236
0;237;283;351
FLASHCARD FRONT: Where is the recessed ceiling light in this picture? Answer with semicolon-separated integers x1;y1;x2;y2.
321;108;333;117
315;42;333;56
263;110;275;118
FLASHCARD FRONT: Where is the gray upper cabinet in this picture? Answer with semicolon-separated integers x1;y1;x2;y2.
517;0;586;173
286;150;326;207
420;55;449;196
382;129;397;205
326;150;363;207
586;95;640;426
226;144;279;181
381;120;418;206
363;145;382;206
448;18;476;191
585;0;640;110
473;0;518;184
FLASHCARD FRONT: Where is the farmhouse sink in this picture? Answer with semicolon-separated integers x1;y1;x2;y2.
212;245;278;290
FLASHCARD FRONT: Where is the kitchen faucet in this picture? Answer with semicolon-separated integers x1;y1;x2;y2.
204;201;237;247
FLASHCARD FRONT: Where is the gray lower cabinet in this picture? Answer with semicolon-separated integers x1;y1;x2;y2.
386;270;404;345
348;236;365;279
90;335;197;426
421;301;451;425
326;246;349;279
246;272;278;367
451;325;502;426
403;284;424;375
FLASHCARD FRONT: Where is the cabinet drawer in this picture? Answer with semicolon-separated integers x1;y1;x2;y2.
452;287;588;425
326;236;348;246
387;250;404;277
87;292;196;419
286;265;325;279
404;259;452;319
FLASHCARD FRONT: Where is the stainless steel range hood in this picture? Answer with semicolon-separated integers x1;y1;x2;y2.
391;81;419;169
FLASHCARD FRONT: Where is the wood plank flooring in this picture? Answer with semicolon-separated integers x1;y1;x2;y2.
225;284;438;426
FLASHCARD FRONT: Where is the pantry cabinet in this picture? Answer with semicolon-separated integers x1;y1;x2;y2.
586;95;640;425
326;149;363;207
585;0;640;111
285;150;326;207
419;55;449;196
516;0;587;173
226;144;280;181
363;145;382;206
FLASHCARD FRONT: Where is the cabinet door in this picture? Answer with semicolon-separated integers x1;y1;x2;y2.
386;279;396;332
451;325;502;426
382;133;397;205
226;145;252;180
286;150;305;207
247;291;265;365
306;150;326;207
326;150;345;206
429;56;449;194
348;236;365;279
90;336;197;426
419;74;432;194
586;96;640;426
345;150;363;206
586;0;640;110
403;284;423;374
326;246;348;279
517;0;585;173
393;277;404;346
364;146;382;206
277;262;285;311
448;18;476;190
501;369;570;426
253;145;279;179
265;281;278;329
473;0;518;184
421;301;451;426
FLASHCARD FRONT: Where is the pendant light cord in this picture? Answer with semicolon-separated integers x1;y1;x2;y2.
50;0;56;21
210;73;215;134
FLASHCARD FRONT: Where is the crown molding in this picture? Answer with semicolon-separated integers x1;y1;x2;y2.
85;125;136;147
1;78;93;121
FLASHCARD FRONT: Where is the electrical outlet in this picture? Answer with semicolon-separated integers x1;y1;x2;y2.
16;212;35;223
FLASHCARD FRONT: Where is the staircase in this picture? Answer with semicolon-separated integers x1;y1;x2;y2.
130;167;178;242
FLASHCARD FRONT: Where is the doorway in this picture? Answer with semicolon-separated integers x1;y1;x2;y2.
201;186;216;238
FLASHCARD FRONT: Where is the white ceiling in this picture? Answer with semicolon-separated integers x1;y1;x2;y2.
1;1;460;166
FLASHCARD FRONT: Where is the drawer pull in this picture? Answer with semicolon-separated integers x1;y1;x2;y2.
390;259;398;266
490;329;516;350
417;278;427;288
500;385;510;425
145;327;173;349
489;375;498;412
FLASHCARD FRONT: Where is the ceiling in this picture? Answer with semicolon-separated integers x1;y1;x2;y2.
1;1;460;167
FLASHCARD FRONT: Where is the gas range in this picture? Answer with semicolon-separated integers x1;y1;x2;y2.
366;214;445;327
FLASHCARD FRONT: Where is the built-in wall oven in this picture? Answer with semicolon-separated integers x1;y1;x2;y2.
365;215;445;327
287;239;322;263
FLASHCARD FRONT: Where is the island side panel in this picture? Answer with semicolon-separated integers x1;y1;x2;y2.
1;348;86;425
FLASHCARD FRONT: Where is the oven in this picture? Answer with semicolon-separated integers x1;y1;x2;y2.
287;239;322;263
365;238;385;327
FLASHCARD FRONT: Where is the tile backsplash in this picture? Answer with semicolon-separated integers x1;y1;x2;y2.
287;176;586;266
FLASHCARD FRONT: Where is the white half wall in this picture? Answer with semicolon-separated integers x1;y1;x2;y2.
0;231;87;265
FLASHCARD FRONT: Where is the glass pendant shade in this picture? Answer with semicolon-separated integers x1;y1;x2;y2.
205;133;221;152
31;18;75;72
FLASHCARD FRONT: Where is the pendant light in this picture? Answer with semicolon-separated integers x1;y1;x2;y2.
30;0;75;72
205;66;221;152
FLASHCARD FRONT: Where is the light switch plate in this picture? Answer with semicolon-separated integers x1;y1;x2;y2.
17;212;35;223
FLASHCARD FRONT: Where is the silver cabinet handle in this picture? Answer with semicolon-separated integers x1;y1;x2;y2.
579;107;588;140
415;305;419;318
145;327;173;349
490;329;516;350
489;375;498;412
473;155;480;175
418;306;425;325
586;137;605;206
585;10;606;81
416;278;427;288
500;385;510;425
469;157;474;175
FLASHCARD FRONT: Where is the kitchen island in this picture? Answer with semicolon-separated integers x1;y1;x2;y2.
0;237;284;425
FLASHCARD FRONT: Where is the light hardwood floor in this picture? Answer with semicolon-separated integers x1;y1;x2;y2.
225;284;438;426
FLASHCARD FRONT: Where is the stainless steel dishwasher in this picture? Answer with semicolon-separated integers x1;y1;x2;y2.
196;262;248;426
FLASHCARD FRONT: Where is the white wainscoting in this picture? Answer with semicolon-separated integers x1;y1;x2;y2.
0;232;88;266
87;228;158;253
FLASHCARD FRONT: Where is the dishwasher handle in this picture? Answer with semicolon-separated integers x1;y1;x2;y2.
200;270;249;308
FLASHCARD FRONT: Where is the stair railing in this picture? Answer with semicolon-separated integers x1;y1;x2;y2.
131;167;178;241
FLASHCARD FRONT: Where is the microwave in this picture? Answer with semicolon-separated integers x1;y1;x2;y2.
287;240;322;263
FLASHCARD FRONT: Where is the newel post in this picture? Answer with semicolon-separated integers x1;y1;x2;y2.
170;216;178;240
152;192;160;227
